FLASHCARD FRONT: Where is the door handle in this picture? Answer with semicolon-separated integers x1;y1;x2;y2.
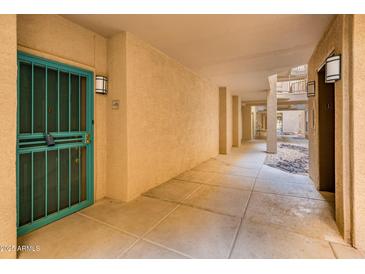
85;133;90;144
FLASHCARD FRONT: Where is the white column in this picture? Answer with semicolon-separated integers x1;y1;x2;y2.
266;74;277;153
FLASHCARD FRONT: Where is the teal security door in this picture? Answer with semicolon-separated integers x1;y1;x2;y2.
16;52;94;236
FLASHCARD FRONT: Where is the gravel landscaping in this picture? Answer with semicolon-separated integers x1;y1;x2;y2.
264;140;309;175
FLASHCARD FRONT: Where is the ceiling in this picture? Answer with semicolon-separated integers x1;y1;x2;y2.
63;14;334;100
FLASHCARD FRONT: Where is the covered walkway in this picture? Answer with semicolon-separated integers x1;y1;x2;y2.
18;141;363;259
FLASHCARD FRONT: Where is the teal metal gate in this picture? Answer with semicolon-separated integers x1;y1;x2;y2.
16;52;94;236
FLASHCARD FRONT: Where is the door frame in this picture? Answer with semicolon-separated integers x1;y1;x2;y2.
16;52;94;236
317;65;335;193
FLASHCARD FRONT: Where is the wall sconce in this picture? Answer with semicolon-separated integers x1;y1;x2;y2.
325;54;341;83
96;75;108;94
307;81;315;97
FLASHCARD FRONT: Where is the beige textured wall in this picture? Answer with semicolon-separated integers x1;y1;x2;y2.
219;87;232;154
106;32;128;200
232;95;242;147
0;14;17;259
352;14;365;250
266;75;277;153
282;110;305;134
17;15;108;201
125;33;219;199
307;15;352;243
242;105;252;141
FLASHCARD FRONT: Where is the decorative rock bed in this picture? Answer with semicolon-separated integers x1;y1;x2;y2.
265;142;309;175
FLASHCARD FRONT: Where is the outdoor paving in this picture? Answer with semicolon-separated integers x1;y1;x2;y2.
17;140;365;259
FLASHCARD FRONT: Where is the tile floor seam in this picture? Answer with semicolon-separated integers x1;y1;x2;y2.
212;158;264;170
141;193;184;205
141;238;193;259
256;178;313;186
184;169;258;179
116;203;182;259
251;189;333;203
116;238;142;259
228;163;264;259
262;223;345;245
173;177;254;192
142;182;203;205
251;189;328;202
177;202;243;218
328;241;339;259
76;212;140;239
143;185;251;218
132;185;206;258
194;167;260;175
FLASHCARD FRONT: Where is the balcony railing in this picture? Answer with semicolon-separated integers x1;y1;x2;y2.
277;79;306;95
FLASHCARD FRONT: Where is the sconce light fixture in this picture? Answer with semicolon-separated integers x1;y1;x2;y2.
96;75;108;94
325;54;341;83
307;81;315;97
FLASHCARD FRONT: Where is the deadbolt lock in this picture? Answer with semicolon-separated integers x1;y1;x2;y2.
85;133;90;144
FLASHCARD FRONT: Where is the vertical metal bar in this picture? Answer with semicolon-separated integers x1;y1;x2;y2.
45;67;48;133
78;75;81;131
68;73;71;132
57;70;60;132
68;148;71;207
16;154;19;228
16;61;20;228
17;61;20;135
31;64;34;134
45;68;48;217
78;77;81;203
57;149;60;212
78;147;81;203
31;152;34;223
45;151;48;216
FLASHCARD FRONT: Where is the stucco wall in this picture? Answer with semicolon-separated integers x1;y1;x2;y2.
242;105;252;141
232;95;242;147
282;110;305;134
219;87;232;154
17;15;108;201
106;32;128;201
352;14;365;250
15;15;219;203
307;15;352;243
125;33;219;199
0;14;17;259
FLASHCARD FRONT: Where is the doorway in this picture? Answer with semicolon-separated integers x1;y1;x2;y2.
16;52;94;236
317;66;335;192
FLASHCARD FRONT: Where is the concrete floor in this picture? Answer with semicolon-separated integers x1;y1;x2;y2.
18;141;365;259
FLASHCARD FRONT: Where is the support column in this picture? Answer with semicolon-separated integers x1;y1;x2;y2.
232;95;242;147
242;104;252;142
266;74;277;154
352;14;365;250
0;15;17;259
106;32;128;201
219;87;232;154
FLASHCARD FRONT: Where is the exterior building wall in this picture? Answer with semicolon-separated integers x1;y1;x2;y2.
219;87;232;154
351;14;365;250
124;33;219;199
242;105;252;141
251;106;257;140
232;95;242;147
282;110;306;134
267;75;277;153
307;15;353;244
17;14;108;201
0;14;17;259
106;33;128;201
15;15;220;205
